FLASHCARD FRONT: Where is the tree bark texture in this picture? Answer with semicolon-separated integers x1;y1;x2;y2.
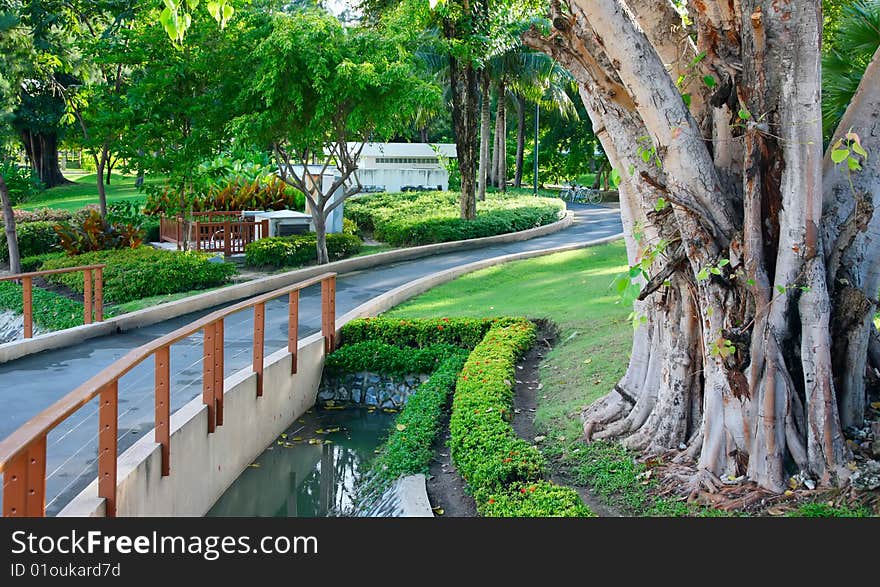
449;52;479;220
515;93;526;188
20;129;69;188
479;70;492;201
525;0;878;493
0;174;21;274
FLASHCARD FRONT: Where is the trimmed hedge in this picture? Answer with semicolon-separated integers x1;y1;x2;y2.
449;320;590;516
324;341;466;378
368;353;467;484
244;233;362;268
0;281;84;331
39;247;237;304
340;316;525;349
0;221;61;261
346;191;564;247
20;252;65;273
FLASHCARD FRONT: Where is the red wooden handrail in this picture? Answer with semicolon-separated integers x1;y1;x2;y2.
0;272;337;517
0;264;106;339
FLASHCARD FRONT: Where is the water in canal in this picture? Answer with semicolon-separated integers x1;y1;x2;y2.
207;408;396;517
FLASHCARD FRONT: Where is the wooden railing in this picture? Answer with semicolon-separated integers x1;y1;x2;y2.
0;272;337;517
0;265;106;339
159;212;269;256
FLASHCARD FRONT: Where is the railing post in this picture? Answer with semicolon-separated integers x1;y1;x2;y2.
95;267;103;322
288;290;299;374
155;346;171;477
223;221;231;257
83;269;93;325
261;219;269;241
2;435;46;517
321;275;336;354
22;276;33;339
203;323;216;433
214;319;224;426
98;381;118;517
253;303;265;397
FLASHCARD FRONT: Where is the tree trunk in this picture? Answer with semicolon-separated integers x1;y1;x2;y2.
95;150;109;217
20;129;69;188
479;70;491;201
314;213;329;265
0;174;21;274
498;79;507;192
514;94;526;188
448;51;478;220
524;0;868;494
490;85;501;189
105;156;114;185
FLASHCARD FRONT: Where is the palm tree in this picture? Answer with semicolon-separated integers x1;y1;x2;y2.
822;1;880;138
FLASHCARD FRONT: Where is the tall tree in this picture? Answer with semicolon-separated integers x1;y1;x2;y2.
235;10;440;264
0;0;35;273
526;0;880;494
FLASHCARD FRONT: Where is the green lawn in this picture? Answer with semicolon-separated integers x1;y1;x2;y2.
17;172;163;211
385;241;633;441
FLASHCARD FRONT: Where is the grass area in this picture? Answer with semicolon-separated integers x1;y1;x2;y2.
354;243;396;257
386;241;633;441
17;172;163;211
103;284;234;317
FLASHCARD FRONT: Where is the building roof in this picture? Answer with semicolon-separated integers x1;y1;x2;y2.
348;142;457;159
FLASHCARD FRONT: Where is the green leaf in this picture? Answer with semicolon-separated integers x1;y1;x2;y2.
710;267;722;275
159;7;180;42
852;142;868;159
718;258;730;267
738;108;752;120
654;197;668;212
186;0;199;9
831;148;850;164
776;285;787;294
641;150;652;163
221;2;234;26
746;278;756;286
628;265;643;278
682;93;692;108
703;75;717;88
847;156;862;171
697;268;710;281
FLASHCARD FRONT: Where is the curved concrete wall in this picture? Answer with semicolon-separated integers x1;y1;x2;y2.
58;232;621;517
0;211;572;364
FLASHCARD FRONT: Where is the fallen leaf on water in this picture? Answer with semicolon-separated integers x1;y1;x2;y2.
292;437;303;442
432;507;445;516
280;433;288;439
249;463;261;468
870;402;880;409
396;424;407;432
308;438;322;445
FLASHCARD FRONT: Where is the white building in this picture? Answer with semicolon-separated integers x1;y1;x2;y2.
349;142;457;193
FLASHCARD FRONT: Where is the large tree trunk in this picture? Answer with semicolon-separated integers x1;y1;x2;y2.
514;94;526;188
0;174;21;274
94;149;109;217
479;70;491;202
525;0;872;495
496;79;507;191
448;52;478;220
20;129;69;188
314;213;329;265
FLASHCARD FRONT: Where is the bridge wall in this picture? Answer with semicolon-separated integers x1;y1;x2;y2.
58;333;325;517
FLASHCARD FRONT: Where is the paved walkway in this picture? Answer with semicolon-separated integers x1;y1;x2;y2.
0;204;621;514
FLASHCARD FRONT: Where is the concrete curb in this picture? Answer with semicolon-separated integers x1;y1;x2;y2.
396;475;434;517
0;211;574;364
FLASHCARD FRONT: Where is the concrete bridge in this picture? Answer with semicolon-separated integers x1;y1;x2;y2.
0;204;622;517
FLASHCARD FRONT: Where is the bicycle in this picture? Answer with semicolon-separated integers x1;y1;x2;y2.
559;183;603;205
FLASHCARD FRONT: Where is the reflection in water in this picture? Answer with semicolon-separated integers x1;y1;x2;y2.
207;409;395;517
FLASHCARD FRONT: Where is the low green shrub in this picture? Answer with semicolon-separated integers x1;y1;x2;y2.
244;233;362;268
0;161;43;205
448;320;589;516
0;221;62;261
4;208;75;224
346;191;564;247
0;281;84;331
324;341;465;378
368;353;467;484
480;481;593;517
785;502;871;518
340;316;526;349
39;247;237;304
19;252;65;272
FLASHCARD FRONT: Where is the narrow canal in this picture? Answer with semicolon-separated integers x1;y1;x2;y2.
207;407;396;517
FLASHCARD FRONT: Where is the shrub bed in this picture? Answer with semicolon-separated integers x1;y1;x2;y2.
340;316;524;349
39;247;237;304
0;281;84;331
449;320;590;516
244;233;362;268
324;341;466;378
20;252;65;273
0;221;62;261
346;191;564;247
